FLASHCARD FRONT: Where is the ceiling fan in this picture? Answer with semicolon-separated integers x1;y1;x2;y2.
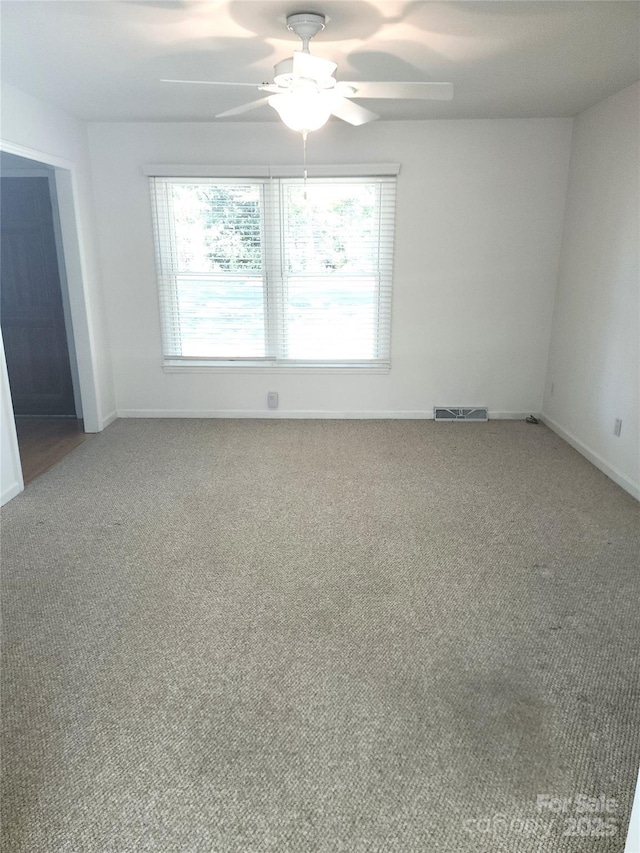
162;12;453;135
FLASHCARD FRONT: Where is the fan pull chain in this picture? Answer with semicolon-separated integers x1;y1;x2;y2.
302;130;308;199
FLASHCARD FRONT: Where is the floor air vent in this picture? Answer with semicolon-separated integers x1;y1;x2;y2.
434;407;488;422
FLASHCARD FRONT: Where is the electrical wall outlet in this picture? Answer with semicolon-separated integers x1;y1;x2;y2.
267;391;278;410
614;418;622;437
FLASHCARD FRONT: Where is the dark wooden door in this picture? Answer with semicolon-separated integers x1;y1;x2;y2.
1;177;76;416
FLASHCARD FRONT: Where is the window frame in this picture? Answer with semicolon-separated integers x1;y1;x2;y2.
148;166;398;373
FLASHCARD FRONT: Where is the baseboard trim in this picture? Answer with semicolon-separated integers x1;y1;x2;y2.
116;409;530;421
1;480;24;507
99;410;118;431
540;413;640;501
489;411;533;421
117;409;434;420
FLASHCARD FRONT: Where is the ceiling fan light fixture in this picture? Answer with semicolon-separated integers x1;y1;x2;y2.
164;10;453;129
268;91;333;133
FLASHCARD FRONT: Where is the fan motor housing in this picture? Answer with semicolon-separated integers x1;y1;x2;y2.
274;57;335;90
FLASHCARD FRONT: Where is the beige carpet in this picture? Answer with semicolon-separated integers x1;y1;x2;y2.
1;418;639;852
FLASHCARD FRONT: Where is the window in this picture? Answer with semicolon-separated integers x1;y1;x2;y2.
149;169;396;370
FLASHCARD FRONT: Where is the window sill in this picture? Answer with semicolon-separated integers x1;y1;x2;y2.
162;363;390;375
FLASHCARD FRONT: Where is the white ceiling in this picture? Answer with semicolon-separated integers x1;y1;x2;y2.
1;1;639;122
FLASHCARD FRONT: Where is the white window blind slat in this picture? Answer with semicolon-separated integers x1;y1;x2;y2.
149;174;396;368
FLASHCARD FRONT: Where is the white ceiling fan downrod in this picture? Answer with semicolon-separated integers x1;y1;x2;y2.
285;12;326;53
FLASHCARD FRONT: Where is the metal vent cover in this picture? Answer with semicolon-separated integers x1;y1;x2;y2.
434;407;488;422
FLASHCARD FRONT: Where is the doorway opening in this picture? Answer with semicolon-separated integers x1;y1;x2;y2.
0;152;87;484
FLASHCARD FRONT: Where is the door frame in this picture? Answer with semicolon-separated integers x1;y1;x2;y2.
0;328;23;503
0;141;101;425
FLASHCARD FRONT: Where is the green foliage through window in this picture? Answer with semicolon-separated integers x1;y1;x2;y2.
171;184;262;272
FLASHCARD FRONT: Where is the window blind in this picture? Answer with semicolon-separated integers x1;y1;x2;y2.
149;174;396;369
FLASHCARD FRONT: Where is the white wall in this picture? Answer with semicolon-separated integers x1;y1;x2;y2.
542;83;640;499
87;118;572;419
0;83;116;430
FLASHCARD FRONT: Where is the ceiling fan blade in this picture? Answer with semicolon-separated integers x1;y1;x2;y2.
161;78;260;87
215;96;271;118
292;51;337;80
330;96;379;127
338;81;454;101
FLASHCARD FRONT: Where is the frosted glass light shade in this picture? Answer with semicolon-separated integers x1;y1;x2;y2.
268;92;333;133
